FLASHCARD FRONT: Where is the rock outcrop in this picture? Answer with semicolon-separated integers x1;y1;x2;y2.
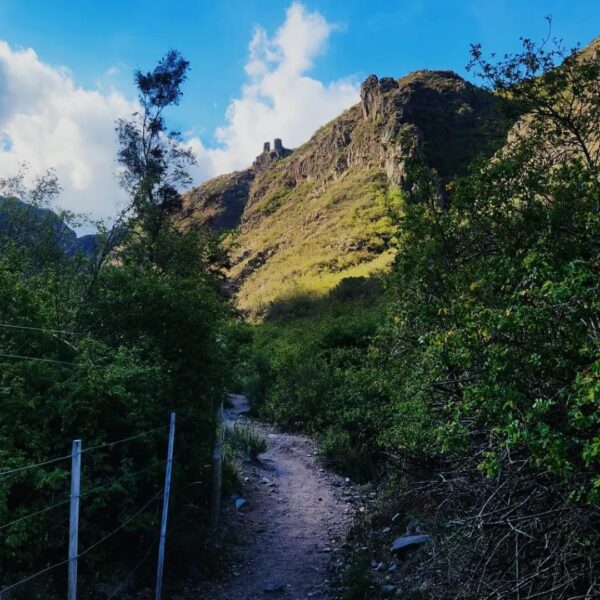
252;138;292;173
360;75;400;120
182;70;501;231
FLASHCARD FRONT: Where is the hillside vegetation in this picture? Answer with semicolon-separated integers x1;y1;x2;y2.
180;69;507;316
229;36;600;598
1;30;599;600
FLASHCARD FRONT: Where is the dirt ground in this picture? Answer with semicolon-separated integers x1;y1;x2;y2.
191;394;357;600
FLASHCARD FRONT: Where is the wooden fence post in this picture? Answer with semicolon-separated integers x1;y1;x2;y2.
210;401;224;530
155;412;175;600
68;439;82;600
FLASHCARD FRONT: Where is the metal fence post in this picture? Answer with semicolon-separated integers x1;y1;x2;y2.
68;439;82;600
155;412;175;600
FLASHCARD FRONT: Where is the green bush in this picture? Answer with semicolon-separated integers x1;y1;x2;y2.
236;289;389;481
0;210;229;595
319;428;375;483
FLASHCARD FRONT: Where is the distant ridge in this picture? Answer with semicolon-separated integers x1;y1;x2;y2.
0;196;97;256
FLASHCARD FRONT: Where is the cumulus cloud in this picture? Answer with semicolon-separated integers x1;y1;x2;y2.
0;41;136;222
0;2;359;225
189;1;360;177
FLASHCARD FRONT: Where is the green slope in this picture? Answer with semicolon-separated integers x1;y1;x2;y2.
180;70;506;316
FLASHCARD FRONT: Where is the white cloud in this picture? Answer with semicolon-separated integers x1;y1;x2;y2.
0;41;136;223
0;2;359;225
188;1;360;178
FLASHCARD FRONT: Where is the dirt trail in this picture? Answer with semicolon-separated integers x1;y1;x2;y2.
193;394;356;600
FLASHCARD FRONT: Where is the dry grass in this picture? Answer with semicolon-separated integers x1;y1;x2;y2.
228;168;401;316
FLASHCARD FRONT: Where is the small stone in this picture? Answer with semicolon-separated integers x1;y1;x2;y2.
263;582;285;594
381;584;397;595
390;534;431;558
235;498;247;510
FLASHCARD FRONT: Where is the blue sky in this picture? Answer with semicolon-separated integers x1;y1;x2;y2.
2;0;598;135
0;1;598;222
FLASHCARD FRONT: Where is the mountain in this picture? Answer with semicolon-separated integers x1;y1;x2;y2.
579;34;600;60
179;70;507;315
0;196;98;256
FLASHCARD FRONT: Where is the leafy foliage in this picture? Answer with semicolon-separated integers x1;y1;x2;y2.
236;280;388;481
240;35;600;597
0;52;230;598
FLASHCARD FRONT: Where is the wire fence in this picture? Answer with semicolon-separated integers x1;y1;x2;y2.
0;453;72;479
0;317;81;367
0;352;79;366
0;414;177;600
0;490;163;595
0;322;80;336
1;460;169;533
0;321;218;599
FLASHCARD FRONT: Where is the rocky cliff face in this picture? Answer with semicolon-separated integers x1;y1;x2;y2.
181;169;254;230
178;70;505;315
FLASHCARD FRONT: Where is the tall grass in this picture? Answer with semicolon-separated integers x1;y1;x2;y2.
225;422;268;461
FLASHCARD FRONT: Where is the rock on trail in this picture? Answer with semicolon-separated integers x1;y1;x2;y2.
192;394;356;600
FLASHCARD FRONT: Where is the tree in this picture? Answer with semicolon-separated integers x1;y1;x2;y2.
116;50;195;238
468;20;600;172
370;32;600;597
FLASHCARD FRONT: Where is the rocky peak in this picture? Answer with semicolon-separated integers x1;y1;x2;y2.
253;138;292;172
179;67;508;313
360;75;400;120
357;70;501;182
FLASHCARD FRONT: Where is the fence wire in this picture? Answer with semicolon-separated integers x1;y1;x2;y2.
1;488;164;595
